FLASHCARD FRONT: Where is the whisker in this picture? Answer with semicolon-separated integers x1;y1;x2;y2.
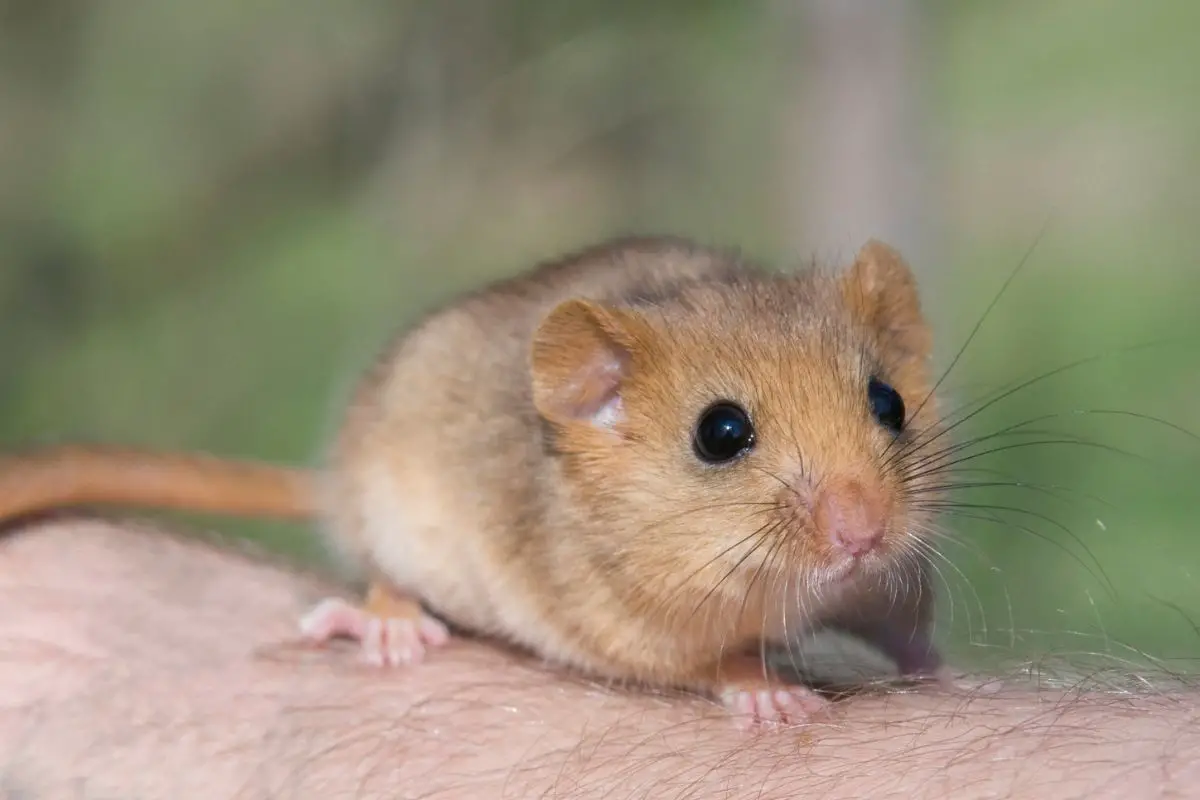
736;528;784;634
641;520;778;627
1052;408;1200;442
634;500;784;536
904;465;1123;515
905;478;1121;529
782;547;811;684
934;507;1114;598
749;533;792;681
688;522;784;623
906;532;954;633
900;404;1196;480
887;334;1191;473
908;522;989;641
915;499;1112;593
899;419;1089;477
750;465;794;494
886;220;1053;463
897;404;1133;477
903;438;1148;487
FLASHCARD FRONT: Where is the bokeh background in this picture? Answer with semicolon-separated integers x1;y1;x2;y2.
2;0;1198;671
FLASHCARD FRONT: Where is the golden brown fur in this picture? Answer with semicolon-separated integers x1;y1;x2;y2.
0;235;945;698
0;445;313;523
325;236;942;689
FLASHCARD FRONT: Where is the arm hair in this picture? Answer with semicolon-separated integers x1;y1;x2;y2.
0;520;1196;799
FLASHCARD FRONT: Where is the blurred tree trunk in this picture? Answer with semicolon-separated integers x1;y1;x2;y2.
770;0;937;679
774;0;935;276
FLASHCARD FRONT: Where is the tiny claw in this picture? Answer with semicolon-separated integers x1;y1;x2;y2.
721;684;831;729
298;593;450;668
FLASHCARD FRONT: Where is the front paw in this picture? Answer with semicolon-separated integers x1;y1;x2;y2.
719;684;831;729
298;588;450;667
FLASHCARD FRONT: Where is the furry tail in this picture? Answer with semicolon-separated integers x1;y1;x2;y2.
0;445;317;523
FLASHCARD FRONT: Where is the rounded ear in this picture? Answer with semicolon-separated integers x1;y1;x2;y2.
530;299;640;427
839;239;932;360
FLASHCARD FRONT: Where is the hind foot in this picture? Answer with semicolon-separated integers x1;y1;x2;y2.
299;583;449;667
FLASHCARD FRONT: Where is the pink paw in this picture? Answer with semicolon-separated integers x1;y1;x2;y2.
720;685;830;728
298;596;450;667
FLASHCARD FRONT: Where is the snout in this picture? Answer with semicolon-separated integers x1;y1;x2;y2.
779;474;892;561
813;477;888;557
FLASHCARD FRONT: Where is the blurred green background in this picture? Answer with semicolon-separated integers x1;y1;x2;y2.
2;0;1198;672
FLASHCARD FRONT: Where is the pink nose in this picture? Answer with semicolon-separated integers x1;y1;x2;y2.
813;478;886;557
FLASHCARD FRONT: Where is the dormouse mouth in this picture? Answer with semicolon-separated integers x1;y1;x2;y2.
825;559;860;584
820;551;890;587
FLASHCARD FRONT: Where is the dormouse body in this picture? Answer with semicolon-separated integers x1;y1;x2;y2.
0;235;947;725
314;236;944;719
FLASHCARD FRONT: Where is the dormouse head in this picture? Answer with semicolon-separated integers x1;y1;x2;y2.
530;240;942;616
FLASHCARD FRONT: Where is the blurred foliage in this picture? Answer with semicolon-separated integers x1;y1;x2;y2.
1;0;1198;669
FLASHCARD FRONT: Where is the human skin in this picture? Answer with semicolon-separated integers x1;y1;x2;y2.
0;520;1196;799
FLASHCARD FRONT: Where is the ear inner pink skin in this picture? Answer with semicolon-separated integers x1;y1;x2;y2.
577;352;625;426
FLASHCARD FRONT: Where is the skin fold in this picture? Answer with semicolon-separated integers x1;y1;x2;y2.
1;518;1196;800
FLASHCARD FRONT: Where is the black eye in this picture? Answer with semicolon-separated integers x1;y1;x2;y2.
868;377;905;434
693;402;755;463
